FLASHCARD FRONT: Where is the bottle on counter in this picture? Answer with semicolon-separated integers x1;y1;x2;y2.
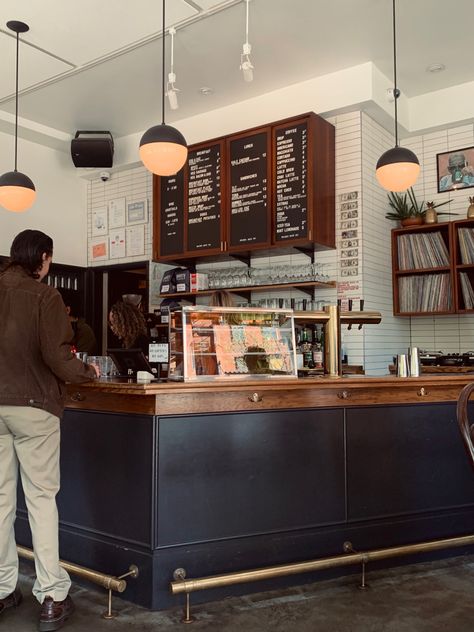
312;326;323;368
299;326;314;368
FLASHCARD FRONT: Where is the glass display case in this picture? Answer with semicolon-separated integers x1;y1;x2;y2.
168;306;297;381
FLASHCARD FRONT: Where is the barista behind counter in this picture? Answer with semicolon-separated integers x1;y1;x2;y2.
109;300;149;356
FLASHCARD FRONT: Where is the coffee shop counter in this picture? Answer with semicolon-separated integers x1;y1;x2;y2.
66;373;474;414
15;375;474;610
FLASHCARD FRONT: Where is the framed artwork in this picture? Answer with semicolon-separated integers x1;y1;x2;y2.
126;199;148;225
437;146;474;193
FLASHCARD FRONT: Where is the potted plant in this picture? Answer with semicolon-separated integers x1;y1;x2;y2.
385;190;423;227
385;188;456;226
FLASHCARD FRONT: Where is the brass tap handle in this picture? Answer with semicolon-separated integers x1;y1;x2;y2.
70;392;85;402
418;387;428;397
249;392;263;403
337;390;351;400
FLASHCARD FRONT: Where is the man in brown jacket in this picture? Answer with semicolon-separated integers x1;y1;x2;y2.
0;229;97;631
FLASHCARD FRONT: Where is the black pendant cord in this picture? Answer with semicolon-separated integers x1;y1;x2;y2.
392;0;399;148
161;0;165;125
14;30;19;172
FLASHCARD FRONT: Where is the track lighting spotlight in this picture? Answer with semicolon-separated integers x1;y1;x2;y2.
240;0;254;83
166;72;179;110
165;28;179;110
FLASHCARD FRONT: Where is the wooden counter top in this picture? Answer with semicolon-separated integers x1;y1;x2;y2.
66;374;474;416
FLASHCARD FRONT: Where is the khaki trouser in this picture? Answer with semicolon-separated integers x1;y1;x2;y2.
0;405;70;603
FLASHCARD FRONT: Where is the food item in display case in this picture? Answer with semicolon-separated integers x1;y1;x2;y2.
168;307;296;380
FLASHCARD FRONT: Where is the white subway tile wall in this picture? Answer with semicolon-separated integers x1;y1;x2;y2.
86;114;474;372
88;166;153;266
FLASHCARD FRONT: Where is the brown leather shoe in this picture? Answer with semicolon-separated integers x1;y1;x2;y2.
0;586;22;615
39;595;75;632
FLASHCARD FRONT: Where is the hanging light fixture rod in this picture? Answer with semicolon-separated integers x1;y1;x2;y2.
138;0;188;176
161;0;165;125
0;20;36;213
7;21;29;173
391;0;400;147
375;0;420;192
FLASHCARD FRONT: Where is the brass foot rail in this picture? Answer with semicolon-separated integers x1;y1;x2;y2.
17;545;138;620
170;534;474;623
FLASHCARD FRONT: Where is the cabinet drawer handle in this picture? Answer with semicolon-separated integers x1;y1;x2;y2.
337;390;351;400
248;392;263;403
70;392;86;402
418;387;428;397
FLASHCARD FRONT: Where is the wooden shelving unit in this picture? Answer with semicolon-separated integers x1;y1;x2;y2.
391;219;474;316
159;280;336;301
452;218;474;313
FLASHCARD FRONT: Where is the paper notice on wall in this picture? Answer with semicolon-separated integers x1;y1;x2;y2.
91;207;108;236
149;343;169;363
126;224;145;257
90;238;108;261
108;197;126;229
109;228;126;259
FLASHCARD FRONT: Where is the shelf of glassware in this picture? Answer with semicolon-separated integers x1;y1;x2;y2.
159;280;336;300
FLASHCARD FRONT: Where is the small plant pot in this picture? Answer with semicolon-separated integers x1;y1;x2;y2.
400;217;423;227
467;203;474;219
424;208;438;224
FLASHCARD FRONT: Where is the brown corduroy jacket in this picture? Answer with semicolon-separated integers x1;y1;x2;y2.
0;266;96;418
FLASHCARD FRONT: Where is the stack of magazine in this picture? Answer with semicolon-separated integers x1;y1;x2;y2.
397;232;449;270
398;274;452;312
459;272;474;309
458;228;474;264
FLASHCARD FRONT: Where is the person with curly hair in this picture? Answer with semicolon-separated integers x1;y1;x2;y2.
108;301;149;356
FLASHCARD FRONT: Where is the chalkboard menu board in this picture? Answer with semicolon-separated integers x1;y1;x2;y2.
160;170;184;256
187;143;222;252
274;121;308;241
228;131;269;247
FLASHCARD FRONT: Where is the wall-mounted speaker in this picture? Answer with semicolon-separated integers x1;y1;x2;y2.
71;131;114;168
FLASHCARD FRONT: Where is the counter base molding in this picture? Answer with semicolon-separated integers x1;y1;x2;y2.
14;381;474;610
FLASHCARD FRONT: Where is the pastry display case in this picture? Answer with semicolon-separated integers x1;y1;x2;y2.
168;306;297;381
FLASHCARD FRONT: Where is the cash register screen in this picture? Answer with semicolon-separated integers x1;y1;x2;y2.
107;348;155;377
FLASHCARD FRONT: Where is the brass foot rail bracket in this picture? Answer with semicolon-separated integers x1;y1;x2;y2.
17;545;139;620
170;534;474;623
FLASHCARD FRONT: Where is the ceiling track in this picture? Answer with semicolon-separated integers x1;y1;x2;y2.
0;0;242;106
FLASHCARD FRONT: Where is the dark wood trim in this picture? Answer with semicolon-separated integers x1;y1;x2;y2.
152;111;335;263
67;375;474;416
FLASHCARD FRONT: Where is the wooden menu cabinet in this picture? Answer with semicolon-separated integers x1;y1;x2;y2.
391;219;474;315
153;112;335;263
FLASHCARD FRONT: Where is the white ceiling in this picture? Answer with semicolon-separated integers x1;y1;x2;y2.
0;0;472;142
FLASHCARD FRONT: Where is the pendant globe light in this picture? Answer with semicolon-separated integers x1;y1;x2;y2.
0;21;36;212
139;0;188;176
376;0;420;192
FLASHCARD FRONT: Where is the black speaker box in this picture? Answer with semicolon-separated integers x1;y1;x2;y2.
71;131;114;168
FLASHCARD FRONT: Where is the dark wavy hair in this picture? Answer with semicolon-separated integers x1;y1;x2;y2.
8;229;53;279
109;301;147;349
